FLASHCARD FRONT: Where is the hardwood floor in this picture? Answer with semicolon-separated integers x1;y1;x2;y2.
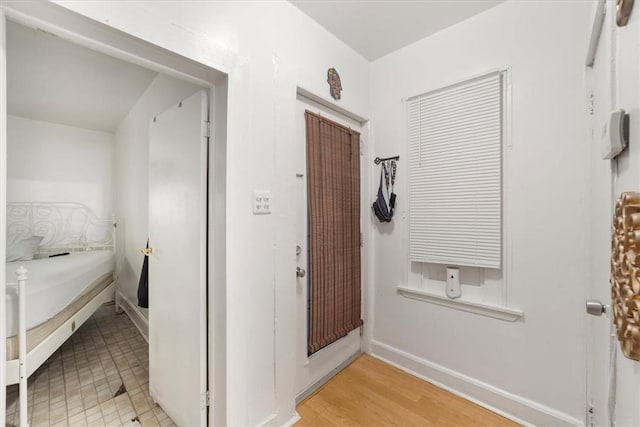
296;354;519;427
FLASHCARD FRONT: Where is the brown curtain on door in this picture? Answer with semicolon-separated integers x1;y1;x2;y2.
305;110;363;355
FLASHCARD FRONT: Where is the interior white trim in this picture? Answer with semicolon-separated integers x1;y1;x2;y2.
585;0;607;67
296;87;367;124
281;412;302;427
396;285;523;321
257;413;277;427
402;68;514;313
2;2;225;87
0;10;8;418
370;340;581;427
115;291;148;343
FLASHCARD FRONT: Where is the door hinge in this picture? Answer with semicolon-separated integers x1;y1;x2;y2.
203;121;212;138
201;390;210;408
586;404;594;427
360;232;363;247
360;140;364;156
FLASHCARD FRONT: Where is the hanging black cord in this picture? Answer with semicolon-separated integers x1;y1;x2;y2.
389;160;397;210
390;160;397;186
383;161;390;188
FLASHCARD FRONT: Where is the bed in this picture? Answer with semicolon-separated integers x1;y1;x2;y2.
5;202;116;412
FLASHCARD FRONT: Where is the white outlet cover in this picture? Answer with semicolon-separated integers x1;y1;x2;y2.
446;267;461;299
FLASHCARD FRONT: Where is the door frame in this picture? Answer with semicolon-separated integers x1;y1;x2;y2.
293;88;373;402
0;4;229;426
585;0;640;424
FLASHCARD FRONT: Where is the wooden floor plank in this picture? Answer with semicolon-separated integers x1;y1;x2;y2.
296;354;519;427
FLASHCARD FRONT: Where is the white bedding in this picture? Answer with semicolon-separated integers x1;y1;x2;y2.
5;251;114;337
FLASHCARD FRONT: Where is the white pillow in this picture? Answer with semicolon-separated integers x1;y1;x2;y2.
6;236;44;262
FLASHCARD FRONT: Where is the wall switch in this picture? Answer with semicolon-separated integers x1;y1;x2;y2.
253;190;272;214
446;267;461;299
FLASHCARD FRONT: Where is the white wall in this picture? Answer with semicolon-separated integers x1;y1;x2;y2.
114;73;201;317
45;2;371;425
369;1;591;425
7;115;114;218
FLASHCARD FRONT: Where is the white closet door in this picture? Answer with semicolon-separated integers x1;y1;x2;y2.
149;90;209;427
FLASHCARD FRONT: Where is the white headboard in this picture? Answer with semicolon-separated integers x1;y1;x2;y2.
7;202;115;253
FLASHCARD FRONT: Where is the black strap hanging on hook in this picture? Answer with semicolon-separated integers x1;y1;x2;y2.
389;160;397;210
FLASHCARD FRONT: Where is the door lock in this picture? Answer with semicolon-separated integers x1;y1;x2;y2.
586;300;607;316
296;267;306;278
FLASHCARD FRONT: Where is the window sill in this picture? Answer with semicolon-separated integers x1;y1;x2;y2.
396;285;524;322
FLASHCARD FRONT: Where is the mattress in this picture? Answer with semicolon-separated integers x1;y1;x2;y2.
5;250;115;338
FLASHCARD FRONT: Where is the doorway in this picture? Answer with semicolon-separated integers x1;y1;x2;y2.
295;94;367;400
0;6;227;426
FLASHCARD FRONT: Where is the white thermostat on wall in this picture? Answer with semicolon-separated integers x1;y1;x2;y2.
602;109;630;160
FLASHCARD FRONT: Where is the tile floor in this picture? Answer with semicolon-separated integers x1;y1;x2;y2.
6;304;175;427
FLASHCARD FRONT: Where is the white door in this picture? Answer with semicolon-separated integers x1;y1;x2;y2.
586;1;639;425
294;96;363;398
149;90;209;427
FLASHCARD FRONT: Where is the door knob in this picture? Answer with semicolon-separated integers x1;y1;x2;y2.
296;267;306;278
586;300;607;316
140;247;154;256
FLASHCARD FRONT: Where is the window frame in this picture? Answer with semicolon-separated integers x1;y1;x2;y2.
400;68;520;320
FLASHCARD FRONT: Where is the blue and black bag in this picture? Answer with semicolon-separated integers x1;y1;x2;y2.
372;161;397;223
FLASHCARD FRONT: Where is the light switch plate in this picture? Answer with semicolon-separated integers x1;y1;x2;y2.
253;190;272;214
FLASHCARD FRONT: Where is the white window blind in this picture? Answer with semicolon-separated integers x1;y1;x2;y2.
408;71;504;269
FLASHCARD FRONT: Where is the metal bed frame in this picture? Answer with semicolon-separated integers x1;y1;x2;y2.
6;202;116;427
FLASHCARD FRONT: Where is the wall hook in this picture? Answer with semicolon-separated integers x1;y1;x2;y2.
374;156;400;165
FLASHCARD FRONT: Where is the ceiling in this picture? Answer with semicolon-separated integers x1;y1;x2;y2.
289;0;505;61
6;2;506;130
7;20;158;132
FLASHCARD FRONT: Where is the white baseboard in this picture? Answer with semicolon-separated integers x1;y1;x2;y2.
115;291;149;343
257;413;277;427
280;412;301;427
370;340;581;427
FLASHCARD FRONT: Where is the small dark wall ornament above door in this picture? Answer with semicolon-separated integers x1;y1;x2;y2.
327;67;342;100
